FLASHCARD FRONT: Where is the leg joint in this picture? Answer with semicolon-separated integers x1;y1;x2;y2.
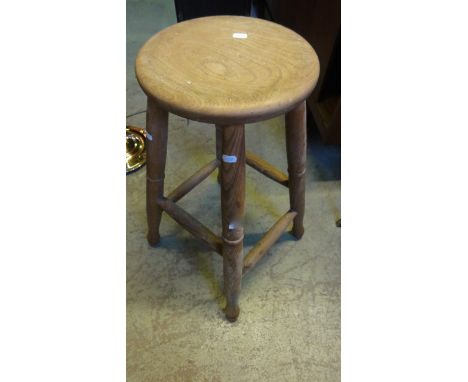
222;234;244;246
288;167;306;177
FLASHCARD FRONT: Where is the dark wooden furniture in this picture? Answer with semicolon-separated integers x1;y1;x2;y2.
136;16;319;321
269;0;340;144
174;0;252;22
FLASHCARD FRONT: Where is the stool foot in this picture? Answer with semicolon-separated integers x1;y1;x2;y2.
147;233;160;247
223;236;243;323
292;225;304;240
286;101;307;240
224;305;240;322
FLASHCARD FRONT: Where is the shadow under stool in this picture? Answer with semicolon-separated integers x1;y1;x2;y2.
135;16;320;322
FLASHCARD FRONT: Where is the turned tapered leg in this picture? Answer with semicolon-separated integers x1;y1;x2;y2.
220;124;245;322
146;97;169;246
215;125;222;184
285;101;307;239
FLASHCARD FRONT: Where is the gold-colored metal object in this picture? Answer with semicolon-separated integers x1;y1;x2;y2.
126;126;147;174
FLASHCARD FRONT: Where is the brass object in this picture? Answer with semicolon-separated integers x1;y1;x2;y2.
126;126;147;174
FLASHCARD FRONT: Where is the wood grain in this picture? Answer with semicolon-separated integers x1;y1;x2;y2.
246;150;289;187
243;211;297;274
220;124;245;322
215;125;222;184
136;16;319;124
166;159;220;203
285;101;307;239
157;197;223;254
146;97;168;246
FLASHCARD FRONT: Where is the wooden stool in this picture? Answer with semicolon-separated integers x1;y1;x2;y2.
136;16;319;321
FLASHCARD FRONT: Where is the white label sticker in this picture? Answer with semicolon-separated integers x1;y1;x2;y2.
222;154;237;163
146;132;153;141
232;32;247;39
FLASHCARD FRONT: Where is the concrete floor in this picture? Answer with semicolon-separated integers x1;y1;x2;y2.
127;1;341;380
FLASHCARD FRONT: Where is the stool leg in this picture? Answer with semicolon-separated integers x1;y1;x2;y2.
285;101;307;239
146;97;168;246
215;125;222;184
220;124;245;322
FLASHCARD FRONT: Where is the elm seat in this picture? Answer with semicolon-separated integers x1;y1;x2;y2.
136;16;319;124
135;15;320;322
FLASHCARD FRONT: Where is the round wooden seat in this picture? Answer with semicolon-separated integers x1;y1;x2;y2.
136;16;320;124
